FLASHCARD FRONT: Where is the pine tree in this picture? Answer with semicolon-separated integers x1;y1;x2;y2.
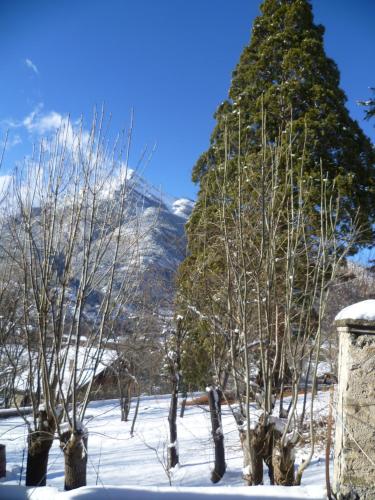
178;0;375;405
191;0;374;240
178;2;375;484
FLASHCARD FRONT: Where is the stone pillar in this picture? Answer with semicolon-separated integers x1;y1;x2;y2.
333;302;375;500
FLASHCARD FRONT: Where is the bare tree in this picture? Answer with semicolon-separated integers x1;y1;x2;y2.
207;385;226;483
2;110;151;489
162;315;187;470
226;115;358;486
179;113;358;486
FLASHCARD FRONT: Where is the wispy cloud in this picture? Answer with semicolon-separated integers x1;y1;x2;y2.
6;104;83;149
6;103;63;136
23;108;63;134
25;58;39;75
21;106;91;156
0;103;43;131
1;107;134;209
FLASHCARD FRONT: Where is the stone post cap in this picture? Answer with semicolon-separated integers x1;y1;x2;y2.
334;299;375;331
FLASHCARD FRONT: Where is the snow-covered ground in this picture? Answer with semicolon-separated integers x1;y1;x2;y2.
0;392;330;499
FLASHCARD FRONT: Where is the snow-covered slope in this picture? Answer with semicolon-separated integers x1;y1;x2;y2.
41;171;193;311
110;172;194;305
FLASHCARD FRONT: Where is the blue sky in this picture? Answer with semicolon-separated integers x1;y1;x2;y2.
1;0;374;205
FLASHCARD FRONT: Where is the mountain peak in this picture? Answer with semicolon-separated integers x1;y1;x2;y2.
172;198;195;219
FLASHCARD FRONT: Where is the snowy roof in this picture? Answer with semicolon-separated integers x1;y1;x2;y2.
12;345;116;393
335;299;375;322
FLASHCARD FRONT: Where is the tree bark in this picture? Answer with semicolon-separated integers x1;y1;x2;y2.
179;388;187;418
263;425;274;485
60;429;88;491
120;381;131;422
0;444;6;479
167;380;179;469
207;386;226;483
25;432;54;486
25;409;55;487
240;424;264;485
300;355;312;426
130;390;140;437
271;429;295;486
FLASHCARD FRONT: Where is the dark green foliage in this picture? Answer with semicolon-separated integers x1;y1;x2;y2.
359;88;375;121
178;0;375;387
192;0;374;239
177;255;229;388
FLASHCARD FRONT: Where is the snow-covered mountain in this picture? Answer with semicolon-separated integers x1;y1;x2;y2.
121;173;194;306
1;170;194;323
82;171;194;311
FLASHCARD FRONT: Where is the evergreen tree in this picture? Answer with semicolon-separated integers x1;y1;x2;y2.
178;0;375;382
178;2;374;484
191;0;374;240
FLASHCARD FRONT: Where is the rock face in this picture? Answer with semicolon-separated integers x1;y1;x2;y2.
333;302;375;500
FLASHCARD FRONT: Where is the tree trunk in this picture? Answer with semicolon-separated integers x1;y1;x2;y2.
300;355;312;426
60;429;88;491
120;382;131;422
240;425;264;485
0;444;6;478
207;386;226;483
179;387;187;418
167;380;179;470
263;425;274;485
25;409;55;487
271;430;295;486
25;431;54;486
130;389;140;437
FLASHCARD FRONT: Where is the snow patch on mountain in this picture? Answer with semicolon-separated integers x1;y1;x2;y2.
96;172;194;305
172;198;195;219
